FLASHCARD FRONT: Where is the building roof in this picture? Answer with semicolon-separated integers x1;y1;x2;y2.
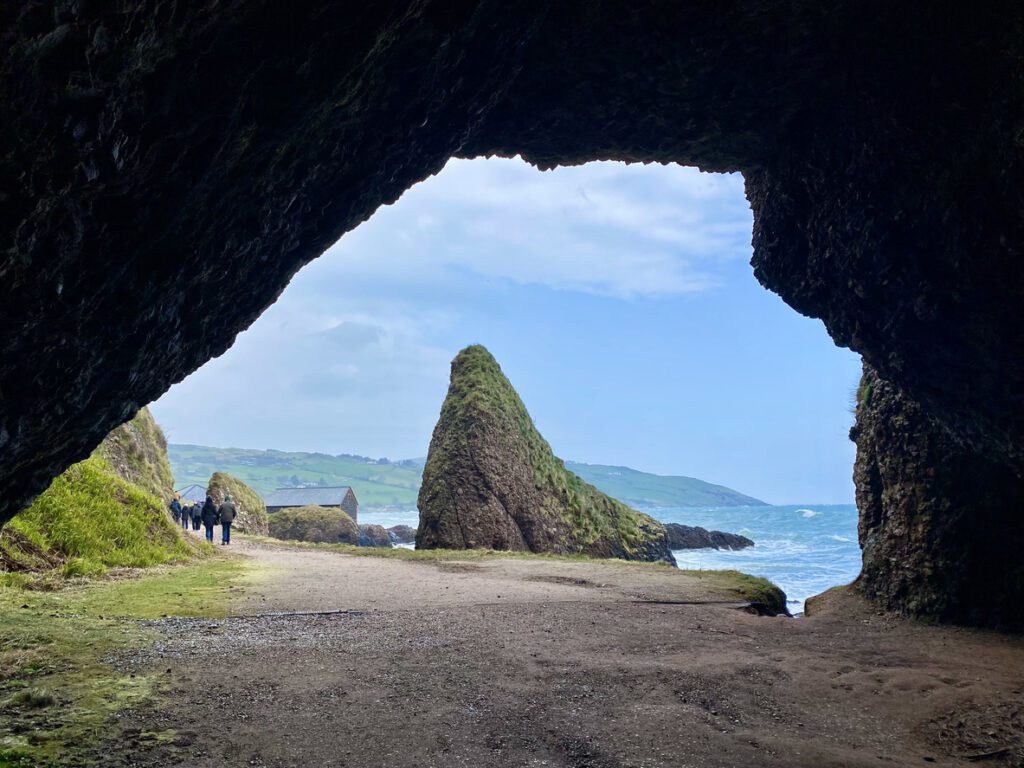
264;486;355;508
176;484;207;503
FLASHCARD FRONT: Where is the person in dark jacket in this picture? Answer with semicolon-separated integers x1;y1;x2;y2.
190;502;202;531
169;497;182;526
218;495;237;545
201;495;218;542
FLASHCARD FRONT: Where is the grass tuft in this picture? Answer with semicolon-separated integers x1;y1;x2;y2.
10;688;56;709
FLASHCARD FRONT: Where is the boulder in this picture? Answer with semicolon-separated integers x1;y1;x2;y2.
663;523;754;551
387;525;417;544
358;524;392;548
267;506;358;545
416;346;675;564
206;472;269;535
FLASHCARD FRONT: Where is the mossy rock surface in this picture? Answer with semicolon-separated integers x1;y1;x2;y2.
268;505;358;544
206;472;269;535
96;406;174;501
416;346;674;564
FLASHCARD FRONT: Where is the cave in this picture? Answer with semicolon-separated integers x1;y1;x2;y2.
1;2;1021;628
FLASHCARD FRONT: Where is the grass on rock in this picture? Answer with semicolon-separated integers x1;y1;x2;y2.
421;345;667;558
0;455;198;584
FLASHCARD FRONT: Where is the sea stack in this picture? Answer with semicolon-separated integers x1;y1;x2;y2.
416;346;675;564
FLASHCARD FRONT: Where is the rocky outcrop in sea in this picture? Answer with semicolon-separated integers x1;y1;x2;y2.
387;525;416;544
416;346;675;564
358;524;392;548
663;523;753;551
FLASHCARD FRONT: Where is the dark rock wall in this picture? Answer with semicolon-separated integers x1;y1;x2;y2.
852;365;1024;630
1;2;1022;623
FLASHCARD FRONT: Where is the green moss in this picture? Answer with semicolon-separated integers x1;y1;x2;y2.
684;569;789;615
1;455;199;580
856;377;875;409
0;557;257;765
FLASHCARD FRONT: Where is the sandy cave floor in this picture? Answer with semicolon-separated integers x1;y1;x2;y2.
96;536;1024;768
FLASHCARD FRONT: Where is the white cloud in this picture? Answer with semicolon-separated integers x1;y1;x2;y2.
153;297;453;457
320;157;752;298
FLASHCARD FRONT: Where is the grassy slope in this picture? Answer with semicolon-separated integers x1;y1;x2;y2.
168;450;764;511
0;557;255;767
1;456;198;583
98;407;175;501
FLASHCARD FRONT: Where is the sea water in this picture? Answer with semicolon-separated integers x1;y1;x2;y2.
659;504;860;614
358;503;861;615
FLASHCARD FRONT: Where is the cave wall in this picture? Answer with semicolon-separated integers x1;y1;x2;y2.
1;2;1022;625
852;365;1024;630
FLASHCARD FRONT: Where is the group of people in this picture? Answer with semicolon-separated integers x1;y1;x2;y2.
168;494;238;545
170;496;203;531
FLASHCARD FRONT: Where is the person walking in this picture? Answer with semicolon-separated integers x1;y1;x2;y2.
190;501;202;531
201;495;218;543
218;495;237;546
169;496;182;527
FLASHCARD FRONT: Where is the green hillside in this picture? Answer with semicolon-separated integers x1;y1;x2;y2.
566;462;766;508
168;445;764;510
167;445;423;508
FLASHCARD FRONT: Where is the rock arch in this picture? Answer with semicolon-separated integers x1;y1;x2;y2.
1;2;1021;626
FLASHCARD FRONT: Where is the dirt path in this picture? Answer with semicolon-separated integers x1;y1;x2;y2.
111;536;1024;767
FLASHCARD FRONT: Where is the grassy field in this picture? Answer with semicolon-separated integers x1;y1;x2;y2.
0;556;257;767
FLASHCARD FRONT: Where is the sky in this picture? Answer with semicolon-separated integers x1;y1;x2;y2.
151;157;862;504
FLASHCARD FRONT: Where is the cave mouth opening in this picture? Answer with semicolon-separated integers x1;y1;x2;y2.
152;155;863;611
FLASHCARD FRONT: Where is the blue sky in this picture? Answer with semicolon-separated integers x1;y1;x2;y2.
152;158;861;504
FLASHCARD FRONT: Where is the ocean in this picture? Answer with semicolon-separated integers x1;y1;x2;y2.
654;504;860;614
357;503;861;615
